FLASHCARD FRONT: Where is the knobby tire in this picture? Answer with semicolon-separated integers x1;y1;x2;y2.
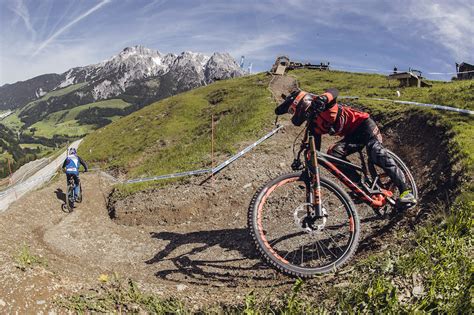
248;172;360;278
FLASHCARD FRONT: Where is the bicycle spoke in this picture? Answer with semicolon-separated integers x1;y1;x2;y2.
250;174;360;277
301;245;304;265
324;230;345;254
319;239;338;259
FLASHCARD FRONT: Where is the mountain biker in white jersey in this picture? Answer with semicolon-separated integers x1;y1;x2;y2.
62;148;88;201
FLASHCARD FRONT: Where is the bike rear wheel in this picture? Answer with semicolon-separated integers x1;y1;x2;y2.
369;149;418;208
65;184;74;212
76;183;83;203
248;172;360;277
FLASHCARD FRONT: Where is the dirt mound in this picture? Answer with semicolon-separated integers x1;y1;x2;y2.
381;113;465;209
0;75;464;312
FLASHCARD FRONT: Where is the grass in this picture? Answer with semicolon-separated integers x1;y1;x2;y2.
1;110;23;132
27;120;93;138
56;274;187;313
23;99;130;138
15;243;47;271
20;83;87;113
19;143;51;150
46;98;130;123
6;99;131;139
59;204;471;313
57;274;324;314
80;74;274;193
335;201;472;313
291;69;474;110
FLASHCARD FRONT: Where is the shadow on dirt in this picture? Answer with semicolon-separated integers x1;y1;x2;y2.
54;188;66;204
358;215;406;251
146;228;292;286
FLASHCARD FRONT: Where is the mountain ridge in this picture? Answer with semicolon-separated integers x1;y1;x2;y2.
0;45;245;111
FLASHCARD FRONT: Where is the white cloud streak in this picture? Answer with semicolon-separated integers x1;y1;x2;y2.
31;0;112;57
9;0;35;36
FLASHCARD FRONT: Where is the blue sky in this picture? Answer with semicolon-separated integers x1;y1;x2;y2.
0;0;472;85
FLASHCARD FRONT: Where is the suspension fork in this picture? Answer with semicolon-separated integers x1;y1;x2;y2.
307;134;323;217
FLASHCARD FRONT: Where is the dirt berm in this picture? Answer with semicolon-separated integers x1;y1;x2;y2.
0;76;465;312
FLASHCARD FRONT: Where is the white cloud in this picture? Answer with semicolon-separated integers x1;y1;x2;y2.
9;0;35;36
409;1;473;61
32;0;112;57
231;32;294;60
2;44;105;85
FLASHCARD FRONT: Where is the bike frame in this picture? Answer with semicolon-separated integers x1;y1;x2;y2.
302;123;393;214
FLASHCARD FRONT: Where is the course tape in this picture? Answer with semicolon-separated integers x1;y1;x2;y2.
340;96;473;115
331;65;474;76
211;125;284;175
122;125;284;185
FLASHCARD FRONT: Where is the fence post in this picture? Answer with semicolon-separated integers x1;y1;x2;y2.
211;114;215;185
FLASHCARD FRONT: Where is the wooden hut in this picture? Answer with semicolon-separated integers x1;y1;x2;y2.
387;68;431;87
271;56;290;75
456;62;474;80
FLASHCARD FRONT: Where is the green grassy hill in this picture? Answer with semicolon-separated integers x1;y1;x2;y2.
0;85;132;178
26;99;131;138
80;74;274;178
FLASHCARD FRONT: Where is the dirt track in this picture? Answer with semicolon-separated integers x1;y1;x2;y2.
0;76;458;312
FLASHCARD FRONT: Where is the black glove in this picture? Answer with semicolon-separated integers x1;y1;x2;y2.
311;95;329;112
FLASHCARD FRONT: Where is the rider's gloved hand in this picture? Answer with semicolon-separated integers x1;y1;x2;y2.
311;95;329;112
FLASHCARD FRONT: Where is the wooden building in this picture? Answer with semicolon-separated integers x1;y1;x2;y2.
271;56;290;75
387;68;431;88
456;62;474;80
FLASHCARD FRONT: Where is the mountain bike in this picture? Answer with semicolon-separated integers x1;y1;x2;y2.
248;103;417;278
64;174;83;212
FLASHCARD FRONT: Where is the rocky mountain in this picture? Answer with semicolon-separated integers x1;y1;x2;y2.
0;74;63;110
0;46;245;126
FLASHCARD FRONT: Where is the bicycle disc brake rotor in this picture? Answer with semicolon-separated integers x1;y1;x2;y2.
293;203;327;234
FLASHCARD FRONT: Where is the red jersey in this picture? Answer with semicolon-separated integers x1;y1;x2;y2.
313;103;369;136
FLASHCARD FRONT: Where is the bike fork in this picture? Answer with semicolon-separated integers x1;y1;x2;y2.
308;135;323;218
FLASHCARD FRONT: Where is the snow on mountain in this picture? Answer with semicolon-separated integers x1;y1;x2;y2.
56;45;245;101
204;52;245;84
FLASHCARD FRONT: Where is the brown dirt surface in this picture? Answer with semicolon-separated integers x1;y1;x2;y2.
0;75;460;312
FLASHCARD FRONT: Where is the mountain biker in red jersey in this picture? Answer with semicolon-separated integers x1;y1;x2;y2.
62;148;88;201
275;88;417;208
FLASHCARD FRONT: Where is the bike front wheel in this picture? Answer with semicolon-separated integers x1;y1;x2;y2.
248;172;360;278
